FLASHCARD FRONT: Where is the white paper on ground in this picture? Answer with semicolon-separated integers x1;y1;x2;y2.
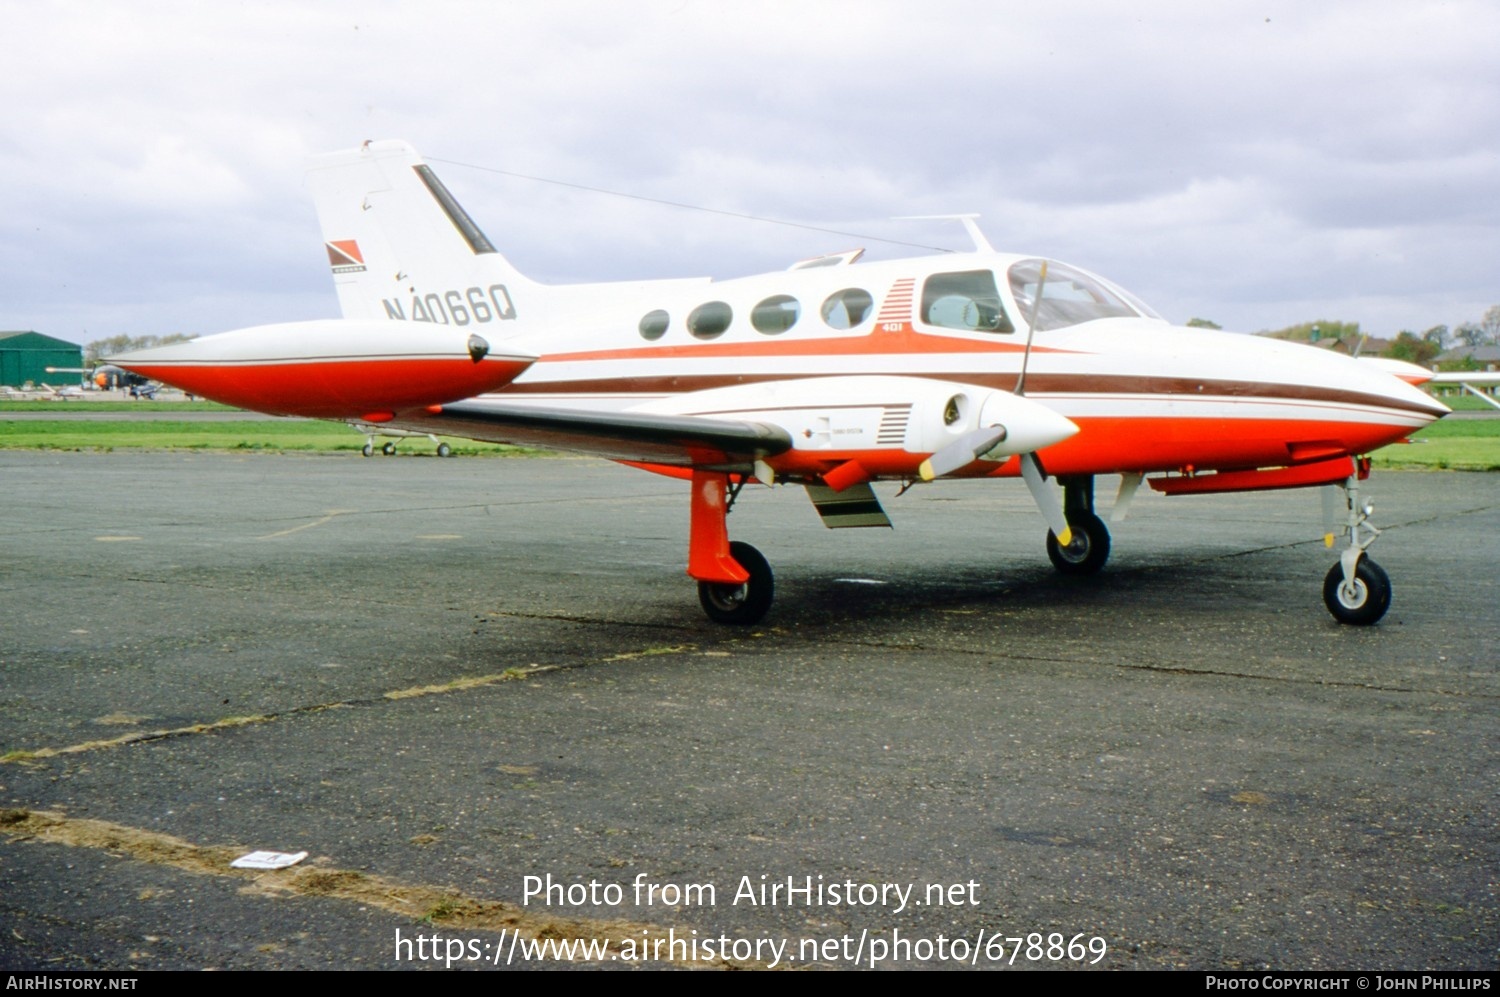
230;850;309;870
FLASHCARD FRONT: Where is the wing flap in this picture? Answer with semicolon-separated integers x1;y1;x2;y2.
390;402;794;467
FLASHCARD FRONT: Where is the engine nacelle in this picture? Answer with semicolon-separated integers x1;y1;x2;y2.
108;319;536;420
631;375;1077;459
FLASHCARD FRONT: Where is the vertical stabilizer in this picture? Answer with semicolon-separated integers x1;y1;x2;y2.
305;140;534;325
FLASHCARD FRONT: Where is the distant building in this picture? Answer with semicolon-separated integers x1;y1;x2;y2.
1437;345;1500;371
0;331;85;387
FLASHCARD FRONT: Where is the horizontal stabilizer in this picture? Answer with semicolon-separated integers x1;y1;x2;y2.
107;321;534;419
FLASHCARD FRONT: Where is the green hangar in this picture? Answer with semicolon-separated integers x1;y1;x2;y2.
0;331;84;387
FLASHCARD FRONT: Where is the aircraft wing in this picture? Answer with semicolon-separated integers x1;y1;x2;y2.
1427;371;1500;385
390;401;795;467
1425;370;1500;410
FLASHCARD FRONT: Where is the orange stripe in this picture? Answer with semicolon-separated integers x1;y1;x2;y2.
625;414;1406;485
1011;416;1411;476
707;415;1410;481
545;325;1067;363
503;369;1445;419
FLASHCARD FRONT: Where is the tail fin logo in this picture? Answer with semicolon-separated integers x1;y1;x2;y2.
326;240;367;274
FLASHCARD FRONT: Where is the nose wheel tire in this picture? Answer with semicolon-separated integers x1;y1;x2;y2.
1046;510;1111;576
698;541;774;625
1323;557;1391;626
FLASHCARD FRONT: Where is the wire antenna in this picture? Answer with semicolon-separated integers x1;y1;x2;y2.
429;156;958;254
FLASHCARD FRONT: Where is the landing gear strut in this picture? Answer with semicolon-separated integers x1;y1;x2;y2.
1323;471;1391;625
1046;475;1111;575
688;470;774;625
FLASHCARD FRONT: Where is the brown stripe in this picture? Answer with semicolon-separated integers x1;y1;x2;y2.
500;372;1446;419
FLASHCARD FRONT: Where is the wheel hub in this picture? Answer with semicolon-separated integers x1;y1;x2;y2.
704;583;748;611
1060;535;1090;561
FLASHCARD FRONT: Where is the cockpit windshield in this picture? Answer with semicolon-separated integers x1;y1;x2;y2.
1007;259;1151;331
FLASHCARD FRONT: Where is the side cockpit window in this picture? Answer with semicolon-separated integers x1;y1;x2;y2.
921;270;1013;333
1007;259;1140;332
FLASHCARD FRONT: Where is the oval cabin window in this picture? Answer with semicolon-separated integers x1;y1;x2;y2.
687;301;733;339
751;295;800;334
639;309;669;340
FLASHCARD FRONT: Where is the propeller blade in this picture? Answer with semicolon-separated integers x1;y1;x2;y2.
1020;452;1071;545
919;427;1008;481
1112;472;1144;522
1321;484;1339;547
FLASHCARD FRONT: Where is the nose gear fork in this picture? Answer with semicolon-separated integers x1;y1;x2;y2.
1322;472;1392;626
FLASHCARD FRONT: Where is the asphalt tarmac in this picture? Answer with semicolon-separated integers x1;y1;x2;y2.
1;451;1495;971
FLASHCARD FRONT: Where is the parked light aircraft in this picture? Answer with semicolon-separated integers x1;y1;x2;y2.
350;420;455;457
110;140;1449;626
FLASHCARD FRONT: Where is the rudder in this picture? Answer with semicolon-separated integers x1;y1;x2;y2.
304;140;533;326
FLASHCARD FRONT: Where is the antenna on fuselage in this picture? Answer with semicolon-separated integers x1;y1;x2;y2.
1013;260;1048;397
1011;259;1071;547
893;214;994;253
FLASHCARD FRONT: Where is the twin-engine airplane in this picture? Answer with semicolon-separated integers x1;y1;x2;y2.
111;140;1448;626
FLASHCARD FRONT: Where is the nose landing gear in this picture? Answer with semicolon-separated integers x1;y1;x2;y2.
1044;475;1112;576
1323;557;1391;626
1323;469;1391;625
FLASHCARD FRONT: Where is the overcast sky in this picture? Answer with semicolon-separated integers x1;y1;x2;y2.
3;0;1496;347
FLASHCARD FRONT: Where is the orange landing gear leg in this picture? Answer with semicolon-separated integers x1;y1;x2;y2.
687;470;773;625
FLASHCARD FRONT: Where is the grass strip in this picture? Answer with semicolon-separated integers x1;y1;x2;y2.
1371;417;1500;471
0;419;540;455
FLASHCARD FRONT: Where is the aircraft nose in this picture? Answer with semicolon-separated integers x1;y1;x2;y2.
1367;366;1450;423
1276;341;1450;453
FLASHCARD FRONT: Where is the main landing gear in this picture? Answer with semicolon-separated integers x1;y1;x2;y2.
688;470;774;625
698;541;774;625
683;467;1392;626
1045;476;1111;576
1322;470;1391;626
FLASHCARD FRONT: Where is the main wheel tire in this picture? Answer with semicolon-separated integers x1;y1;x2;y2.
361;443;373;457
436;442;452;458
382;441;396;455
1046;510;1111;575
698;541;774;625
1323;557;1391;626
